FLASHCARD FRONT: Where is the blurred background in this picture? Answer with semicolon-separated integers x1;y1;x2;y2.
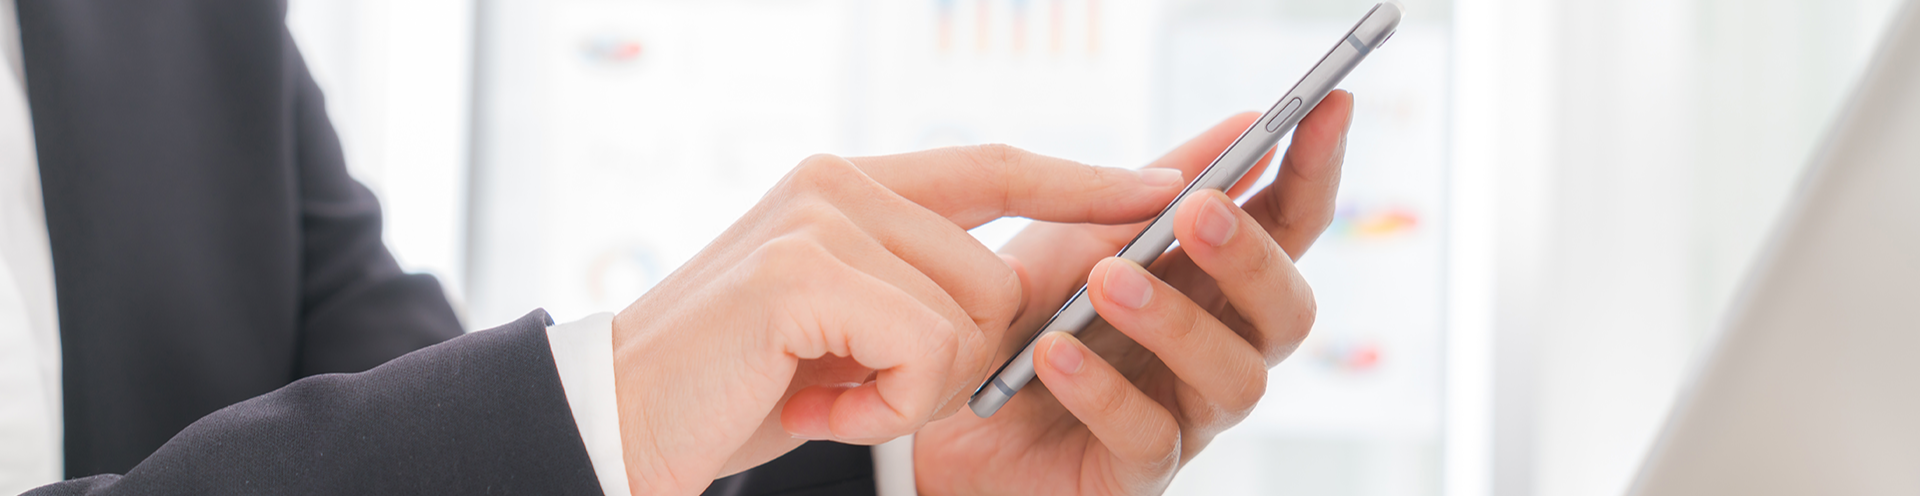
283;0;1904;495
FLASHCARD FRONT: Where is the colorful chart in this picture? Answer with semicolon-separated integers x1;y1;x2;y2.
1312;336;1386;375
1328;202;1422;241
934;0;1102;57
580;34;644;64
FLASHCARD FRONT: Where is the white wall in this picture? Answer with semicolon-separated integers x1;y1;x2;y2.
1448;0;1905;495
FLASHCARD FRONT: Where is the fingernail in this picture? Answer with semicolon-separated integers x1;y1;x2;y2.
1196;195;1238;247
1045;333;1083;375
1140;168;1184;187
789;424;832;440
1103;261;1153;309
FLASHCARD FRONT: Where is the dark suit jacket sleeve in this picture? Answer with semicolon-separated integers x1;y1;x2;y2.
701;442;877;496
23;310;604;496
283;32;465;377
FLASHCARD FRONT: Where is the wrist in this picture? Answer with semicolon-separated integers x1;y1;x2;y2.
610;311;687;495
608;303;795;495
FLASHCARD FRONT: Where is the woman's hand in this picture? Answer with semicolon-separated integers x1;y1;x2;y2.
913;90;1354;495
606;148;1192;495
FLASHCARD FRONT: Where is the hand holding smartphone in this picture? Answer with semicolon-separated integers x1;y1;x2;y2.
968;2;1403;418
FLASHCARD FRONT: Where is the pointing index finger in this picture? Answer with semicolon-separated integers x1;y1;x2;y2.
849;144;1186;229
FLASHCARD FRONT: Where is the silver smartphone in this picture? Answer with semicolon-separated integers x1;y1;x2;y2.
968;2;1403;418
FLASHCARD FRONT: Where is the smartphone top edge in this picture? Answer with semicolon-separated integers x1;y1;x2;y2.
1356;3;1403;46
1379;1;1406;18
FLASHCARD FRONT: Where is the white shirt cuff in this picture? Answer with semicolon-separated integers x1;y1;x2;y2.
546;312;629;496
874;435;918;496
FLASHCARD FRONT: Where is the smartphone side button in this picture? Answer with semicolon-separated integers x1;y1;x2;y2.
1266;98;1303;132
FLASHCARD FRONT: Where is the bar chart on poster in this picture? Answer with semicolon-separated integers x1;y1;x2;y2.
470;1;1451;494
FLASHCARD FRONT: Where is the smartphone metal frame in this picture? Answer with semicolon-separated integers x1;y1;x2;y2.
968;2;1404;418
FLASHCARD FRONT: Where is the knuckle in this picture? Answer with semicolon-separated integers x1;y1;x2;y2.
959;143;1070;218
959;326;995;382
1143;421;1182;468
781;198;849;232
1242;233;1287;275
1305;207;1337;237
795;153;855;176
1093;388;1179;467
1185;401;1241;437
1088;378;1133;420
937;321;964;365
963;143;1025;186
1269;279;1317;363
1269;189;1337;244
747;235;833;288
1261;183;1293;227
966;143;1027;166
923;315;958;347
1177;386;1227;426
1229;369;1269;413
788;153;867;193
1082;161;1115;183
977;265;1024;330
1295;278;1318;335
1147;301;1204;351
997;267;1023;312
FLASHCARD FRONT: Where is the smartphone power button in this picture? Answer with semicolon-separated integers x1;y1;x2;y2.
1266;98;1303;133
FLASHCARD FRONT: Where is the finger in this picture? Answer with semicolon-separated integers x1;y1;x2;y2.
996;253;1032;327
1031;332;1182;480
780;155;1015;375
768;245;961;443
1172;191;1316;365
814;229;995;421
1121;111;1281;201
848;144;1187;228
1143;111;1267;182
1084;257;1269;423
995;112;1275;319
1139;111;1280;200
837;189;1025;336
1243;89;1353;258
